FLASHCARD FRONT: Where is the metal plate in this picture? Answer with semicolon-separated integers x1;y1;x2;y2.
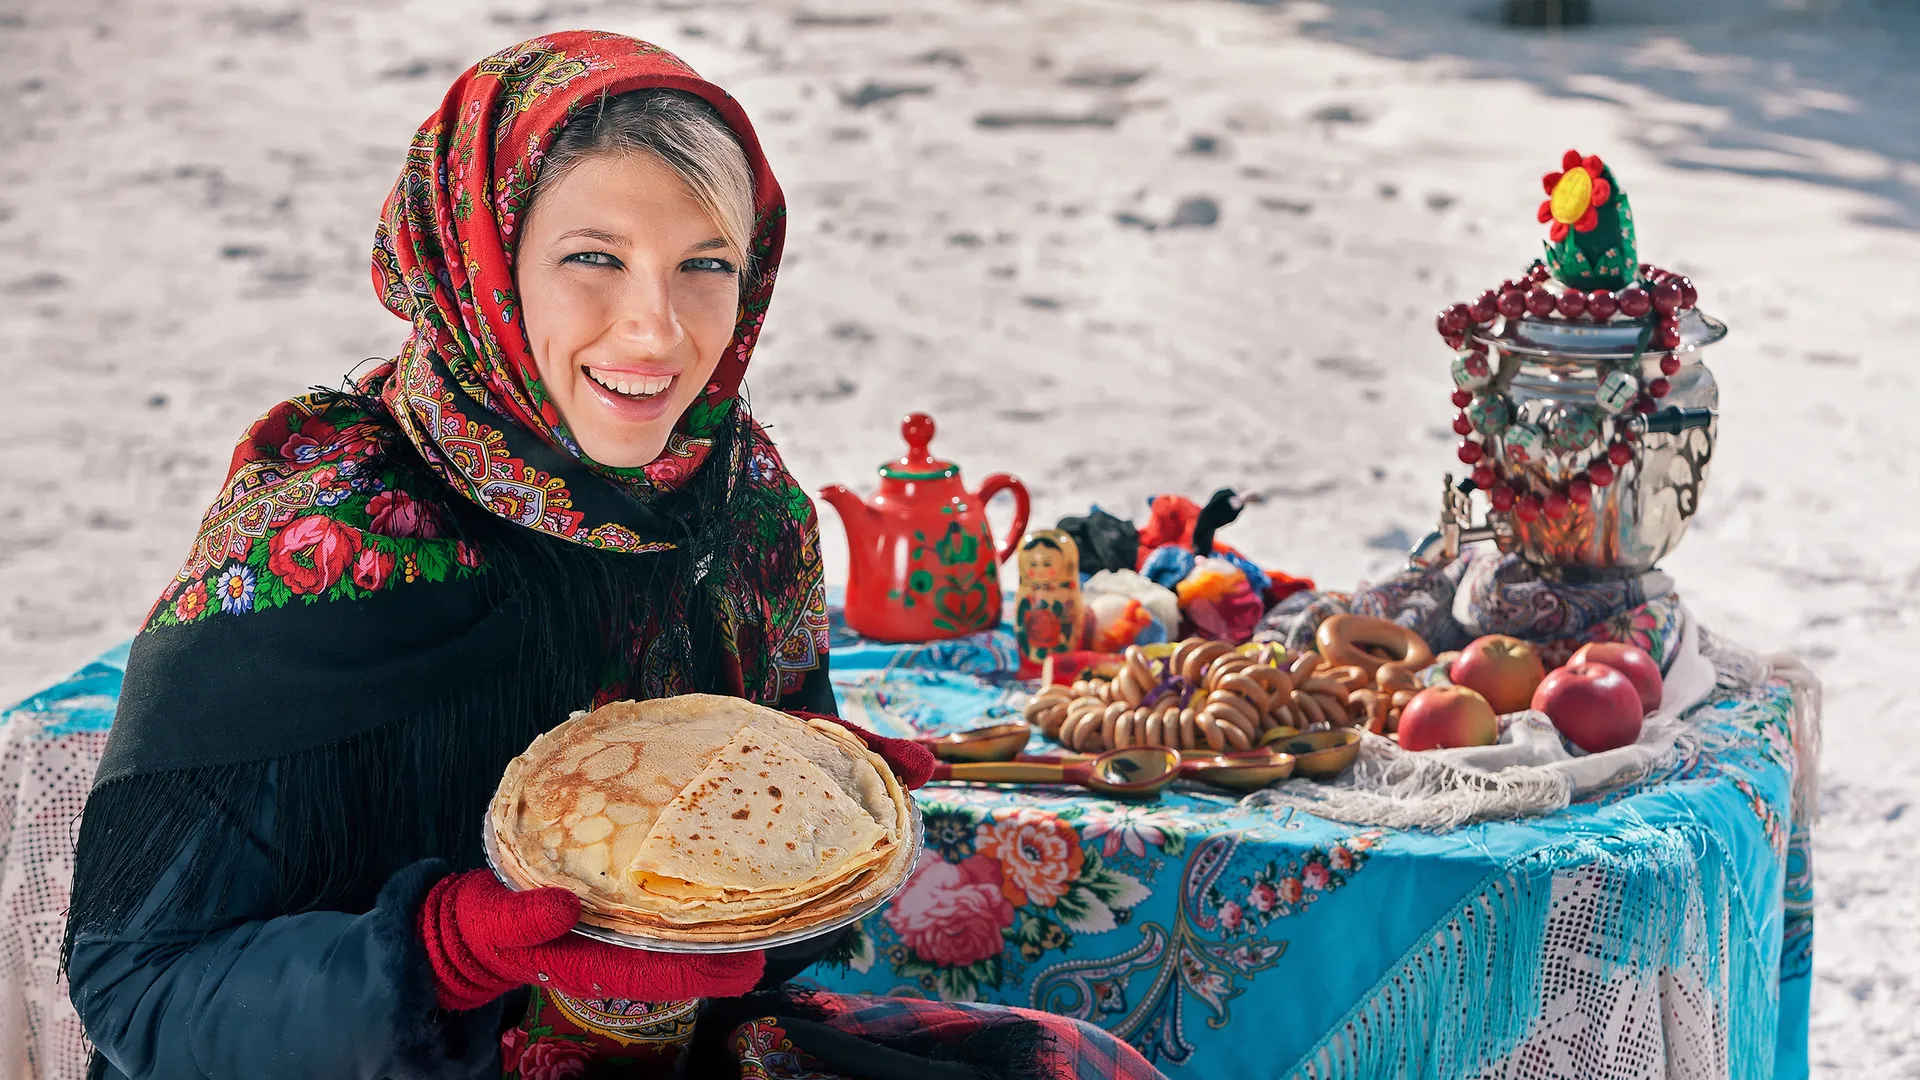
483;798;922;955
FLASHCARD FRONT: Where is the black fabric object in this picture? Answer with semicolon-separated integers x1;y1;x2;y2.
1054;509;1138;576
62;403;804;968
1190;488;1244;558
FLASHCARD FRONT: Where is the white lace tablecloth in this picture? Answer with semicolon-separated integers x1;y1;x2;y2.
1;651;116;1080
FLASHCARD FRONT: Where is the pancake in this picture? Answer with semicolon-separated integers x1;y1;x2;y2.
584;845;918;943
630;724;887;898
489;694;914;943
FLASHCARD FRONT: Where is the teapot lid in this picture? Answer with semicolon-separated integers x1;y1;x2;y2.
878;413;960;481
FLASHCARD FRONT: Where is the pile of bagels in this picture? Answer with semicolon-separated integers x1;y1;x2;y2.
1313;614;1446;738
1022;616;1442;754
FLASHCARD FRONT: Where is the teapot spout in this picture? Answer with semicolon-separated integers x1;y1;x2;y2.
817;484;877;543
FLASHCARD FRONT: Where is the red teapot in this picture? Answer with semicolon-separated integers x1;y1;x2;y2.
819;413;1030;643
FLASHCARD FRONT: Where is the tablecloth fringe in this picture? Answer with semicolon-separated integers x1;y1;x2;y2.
1764;653;1823;830
1285;822;1776;1080
1240;735;1584;832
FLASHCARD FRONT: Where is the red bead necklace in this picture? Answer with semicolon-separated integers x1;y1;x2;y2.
1435;260;1701;521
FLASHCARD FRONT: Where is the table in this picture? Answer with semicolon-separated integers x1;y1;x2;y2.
812;603;1817;1080
0;620;1814;1080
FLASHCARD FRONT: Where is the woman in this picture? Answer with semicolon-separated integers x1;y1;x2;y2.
65;32;1161;1080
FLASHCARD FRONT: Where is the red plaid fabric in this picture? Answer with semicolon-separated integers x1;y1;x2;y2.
797;991;1168;1080
510;987;1167;1079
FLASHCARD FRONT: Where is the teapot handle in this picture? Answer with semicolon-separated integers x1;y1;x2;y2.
975;474;1031;565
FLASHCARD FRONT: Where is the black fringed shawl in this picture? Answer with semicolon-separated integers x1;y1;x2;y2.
64;396;830;958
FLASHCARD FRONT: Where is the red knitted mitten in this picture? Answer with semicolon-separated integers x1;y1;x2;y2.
415;870;765;1011
794;711;937;790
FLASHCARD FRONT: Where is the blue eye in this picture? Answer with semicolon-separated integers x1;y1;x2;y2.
562;251;622;268
682;257;738;275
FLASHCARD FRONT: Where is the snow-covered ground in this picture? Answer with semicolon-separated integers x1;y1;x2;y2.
2;0;1915;1073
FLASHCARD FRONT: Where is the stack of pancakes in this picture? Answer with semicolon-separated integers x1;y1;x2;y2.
488;695;914;944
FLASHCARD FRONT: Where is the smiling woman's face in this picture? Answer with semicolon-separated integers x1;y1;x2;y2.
516;152;742;469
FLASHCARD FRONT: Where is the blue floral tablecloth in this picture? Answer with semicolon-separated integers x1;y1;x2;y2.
1;617;1813;1080
818;630;1815;1080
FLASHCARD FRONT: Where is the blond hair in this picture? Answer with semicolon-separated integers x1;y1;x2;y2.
534;89;757;283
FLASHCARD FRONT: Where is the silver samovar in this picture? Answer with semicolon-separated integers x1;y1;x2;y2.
1410;308;1726;580
1408;151;1726;581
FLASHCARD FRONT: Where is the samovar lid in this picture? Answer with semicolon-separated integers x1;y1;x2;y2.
1474;306;1728;361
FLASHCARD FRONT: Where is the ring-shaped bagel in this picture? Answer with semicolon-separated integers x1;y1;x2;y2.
1315;614;1434;678
1216;716;1253;750
1195;713;1228;751
1288;651;1321;680
1320;664;1371;694
1376;661;1423;694
1123;648;1157;697
1182;642;1232;684
1215;673;1270;715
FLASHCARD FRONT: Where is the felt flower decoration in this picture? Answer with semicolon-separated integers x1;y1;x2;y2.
1537;149;1613;242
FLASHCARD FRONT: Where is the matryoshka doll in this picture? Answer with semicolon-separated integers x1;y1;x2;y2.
1014;530;1083;667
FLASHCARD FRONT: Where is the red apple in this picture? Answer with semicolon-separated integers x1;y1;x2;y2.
1397;686;1500;751
1531;663;1643;752
1449;635;1548;714
1569;642;1663;713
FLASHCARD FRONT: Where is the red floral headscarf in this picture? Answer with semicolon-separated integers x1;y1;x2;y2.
142;32;827;704
369;30;787;552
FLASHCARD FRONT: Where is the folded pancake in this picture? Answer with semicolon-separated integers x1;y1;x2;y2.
629;724;887;900
488;694;916;943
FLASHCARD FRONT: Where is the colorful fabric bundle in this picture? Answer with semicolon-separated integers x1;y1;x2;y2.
1081;570;1179;651
1171;557;1264;643
1136;546;1274;644
1171;557;1244;606
1137;494;1239;561
1255;547;1682;671
1133;492;1314;607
